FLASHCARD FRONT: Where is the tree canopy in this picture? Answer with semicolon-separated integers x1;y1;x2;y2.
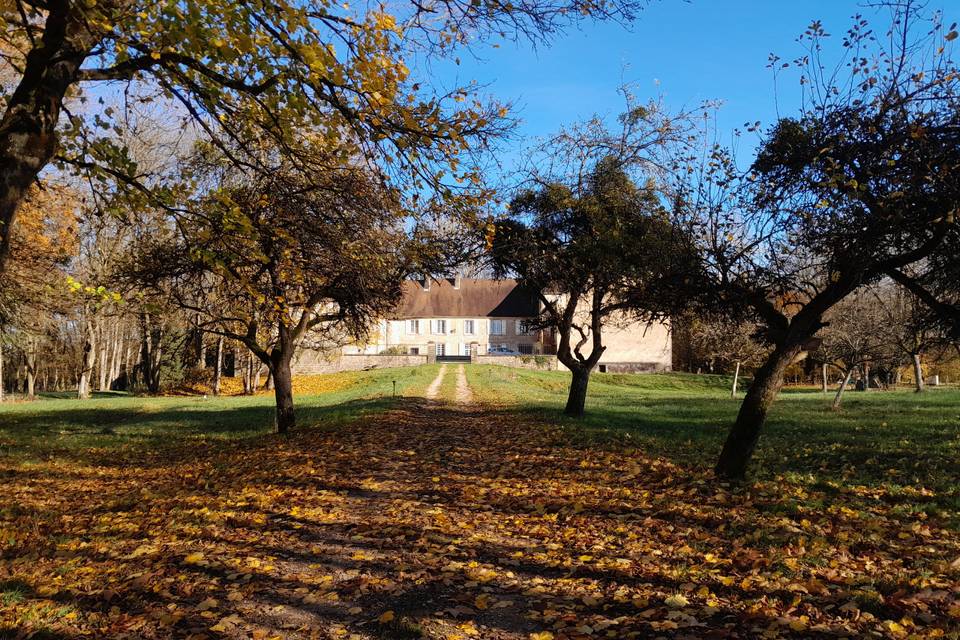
490;156;696;416
673;7;960;478
0;0;652;274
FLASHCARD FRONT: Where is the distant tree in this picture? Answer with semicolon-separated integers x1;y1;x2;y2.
873;283;951;392
0;184;78;398
674;6;960;479
490;156;696;417
811;289;893;408
131;161;414;433
676;313;768;397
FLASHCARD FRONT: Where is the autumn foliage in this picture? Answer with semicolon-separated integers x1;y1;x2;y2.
3;387;959;639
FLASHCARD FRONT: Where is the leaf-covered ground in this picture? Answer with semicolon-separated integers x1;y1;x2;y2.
3;368;960;639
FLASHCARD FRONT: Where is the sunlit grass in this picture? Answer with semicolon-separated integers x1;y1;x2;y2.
0;366;439;463
466;365;960;496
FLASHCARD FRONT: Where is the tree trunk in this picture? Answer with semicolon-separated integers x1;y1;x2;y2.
271;356;295;434
821;363;828;393
97;321;109;391
139;312;164;393
0;4;101;274
242;350;254;395
25;336;37;398
122;340;134;390
862;362;871;392
832;369;854;409
194;315;205;368
0;338;5;402
253;362;262;391
564;367;591;418
715;341;804;480
912;353;924;393
212;335;224;396
78;321;96;399
731;361;740;399
109;323;123;389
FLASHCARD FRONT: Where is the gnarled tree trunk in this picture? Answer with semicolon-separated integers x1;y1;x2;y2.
564;366;591;418
270;336;296;434
715;340;805;480
0;2;101;274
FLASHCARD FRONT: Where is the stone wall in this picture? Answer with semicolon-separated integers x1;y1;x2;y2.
597;362;670;374
291;352;430;374
473;355;558;370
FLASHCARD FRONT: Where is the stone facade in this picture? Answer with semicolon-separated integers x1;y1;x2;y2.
555;314;672;373
290;278;672;375
343;277;548;357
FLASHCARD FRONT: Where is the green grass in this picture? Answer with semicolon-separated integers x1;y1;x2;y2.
466;365;960;500
0;366;439;463
4;363;958;505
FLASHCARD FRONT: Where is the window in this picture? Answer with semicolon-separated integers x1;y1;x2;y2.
490;319;505;335
409;347;420;355
436;343;445;356
432;319;447;334
516;320;534;335
406;319;420;334
463;319;475;335
518;344;534;355
463;343;473;356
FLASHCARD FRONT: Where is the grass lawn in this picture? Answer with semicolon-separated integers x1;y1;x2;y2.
2;364;960;639
0;365;441;464
468;365;960;506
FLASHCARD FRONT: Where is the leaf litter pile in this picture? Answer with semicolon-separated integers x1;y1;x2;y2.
3;400;960;639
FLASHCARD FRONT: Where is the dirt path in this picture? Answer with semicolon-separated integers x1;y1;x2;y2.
454;364;473;404
425;363;447;399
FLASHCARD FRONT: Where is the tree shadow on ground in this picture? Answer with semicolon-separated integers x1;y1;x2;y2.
2;398;959;638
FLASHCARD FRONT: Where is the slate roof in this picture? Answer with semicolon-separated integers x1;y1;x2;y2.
392;278;539;319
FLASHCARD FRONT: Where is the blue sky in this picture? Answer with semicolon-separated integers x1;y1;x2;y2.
429;0;953;170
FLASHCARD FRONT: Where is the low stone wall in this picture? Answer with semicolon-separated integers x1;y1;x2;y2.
597;362;671;374
474;355;558;370
291;352;430;374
